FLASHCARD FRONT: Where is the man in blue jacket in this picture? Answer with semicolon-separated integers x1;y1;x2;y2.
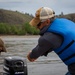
27;7;75;75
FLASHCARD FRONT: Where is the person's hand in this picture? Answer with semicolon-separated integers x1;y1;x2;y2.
27;51;37;62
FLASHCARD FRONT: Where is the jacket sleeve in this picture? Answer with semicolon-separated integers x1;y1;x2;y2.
29;32;63;59
29;37;53;59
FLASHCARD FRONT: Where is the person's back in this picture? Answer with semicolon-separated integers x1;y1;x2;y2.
47;18;75;66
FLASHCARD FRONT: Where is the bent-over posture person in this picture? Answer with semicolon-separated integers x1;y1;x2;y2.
27;7;75;75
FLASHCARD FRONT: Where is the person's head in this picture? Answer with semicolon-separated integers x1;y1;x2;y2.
29;7;55;30
0;38;6;53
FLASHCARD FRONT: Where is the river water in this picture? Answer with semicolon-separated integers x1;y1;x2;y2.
0;36;67;75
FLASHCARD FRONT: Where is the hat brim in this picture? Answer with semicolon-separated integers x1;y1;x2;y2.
29;17;41;26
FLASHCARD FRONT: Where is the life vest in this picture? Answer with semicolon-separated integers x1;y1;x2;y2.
47;18;75;65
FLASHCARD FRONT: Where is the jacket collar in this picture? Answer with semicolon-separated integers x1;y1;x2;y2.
39;25;50;36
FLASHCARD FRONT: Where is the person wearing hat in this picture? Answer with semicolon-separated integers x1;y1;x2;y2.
0;38;6;54
27;7;75;75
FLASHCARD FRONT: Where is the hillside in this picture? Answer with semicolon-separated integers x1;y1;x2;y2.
0;9;33;25
56;13;75;22
0;9;39;35
0;9;75;35
0;9;75;25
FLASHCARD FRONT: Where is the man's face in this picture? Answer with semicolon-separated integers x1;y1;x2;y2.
36;19;50;30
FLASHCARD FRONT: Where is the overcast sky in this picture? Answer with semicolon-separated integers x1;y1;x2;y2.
0;0;75;16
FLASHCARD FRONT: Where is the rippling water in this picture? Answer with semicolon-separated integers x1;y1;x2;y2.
0;36;62;65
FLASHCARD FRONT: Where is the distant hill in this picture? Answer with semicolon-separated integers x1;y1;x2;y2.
0;9;75;35
0;9;75;25
56;13;75;22
0;9;33;25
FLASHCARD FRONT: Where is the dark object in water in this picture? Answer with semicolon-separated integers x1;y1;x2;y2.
3;56;28;75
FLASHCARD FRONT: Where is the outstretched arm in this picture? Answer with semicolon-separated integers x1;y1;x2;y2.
27;35;53;62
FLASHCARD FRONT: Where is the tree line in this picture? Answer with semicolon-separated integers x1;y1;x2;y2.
0;23;39;35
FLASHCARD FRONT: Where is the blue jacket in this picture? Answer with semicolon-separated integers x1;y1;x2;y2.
47;18;75;65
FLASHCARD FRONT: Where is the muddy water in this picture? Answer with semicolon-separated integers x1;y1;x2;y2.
1;36;61;63
0;36;38;63
0;36;67;75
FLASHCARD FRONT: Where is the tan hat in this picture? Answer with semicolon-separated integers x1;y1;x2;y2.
29;7;55;26
0;38;6;52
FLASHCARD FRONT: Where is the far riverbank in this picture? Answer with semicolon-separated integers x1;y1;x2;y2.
0;35;40;38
